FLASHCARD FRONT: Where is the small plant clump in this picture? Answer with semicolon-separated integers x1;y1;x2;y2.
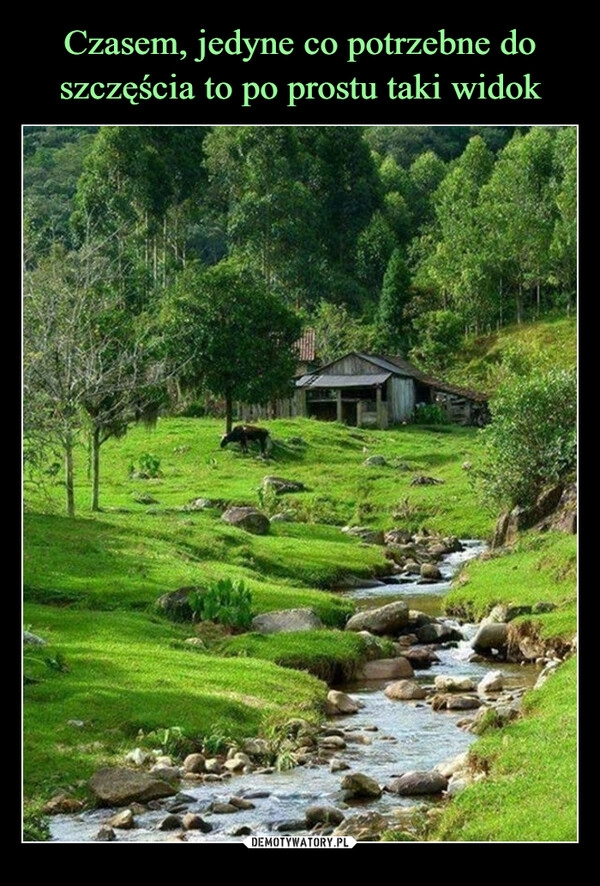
188;579;253;631
129;453;162;479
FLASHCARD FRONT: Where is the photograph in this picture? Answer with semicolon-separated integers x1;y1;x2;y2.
21;17;580;846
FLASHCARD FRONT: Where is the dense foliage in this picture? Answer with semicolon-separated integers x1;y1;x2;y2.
23;124;577;513
476;365;577;509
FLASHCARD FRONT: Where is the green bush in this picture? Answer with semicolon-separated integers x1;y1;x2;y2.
413;403;449;425
476;367;577;509
129;452;162;479
188;579;253;631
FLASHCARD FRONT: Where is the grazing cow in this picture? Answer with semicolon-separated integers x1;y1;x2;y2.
220;425;272;455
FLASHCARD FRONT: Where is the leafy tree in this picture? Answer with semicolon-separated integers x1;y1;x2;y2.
23;128;98;266
355;211;396;305
406;150;447;234
477;366;577;510
417;135;496;332
549;127;577;313
377;248;413;353
309;300;380;365
478;128;556;323
203;126;320;309
408;309;464;375
71;126;210;304
162;259;302;432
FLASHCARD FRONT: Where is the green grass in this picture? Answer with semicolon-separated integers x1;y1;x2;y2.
429;656;577;842
23;604;326;799
444;531;577;640
214;628;378;684
22;405;577;842
447;315;577;393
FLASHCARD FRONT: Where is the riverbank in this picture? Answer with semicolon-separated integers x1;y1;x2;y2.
22;417;577;842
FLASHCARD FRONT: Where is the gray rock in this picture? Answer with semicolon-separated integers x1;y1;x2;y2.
221;507;270;535
471;622;509;654
158;814;183;831
261;476;306;495
345;600;409;636
251;608;323;634
415;622;463;644
342;526;386;545
333;811;394;842
384;679;427;700
340;772;382;799
182;813;213;832
326;690;360;715
89;768;178;806
386;770;448;796
155;587;196;623
358;657;414;680
183;753;206;774
434;675;476;692
420;562;442;580
305;806;345;828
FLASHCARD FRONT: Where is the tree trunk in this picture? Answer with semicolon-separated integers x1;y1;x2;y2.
516;283;523;324
91;425;101;512
225;393;233;434
65;433;75;518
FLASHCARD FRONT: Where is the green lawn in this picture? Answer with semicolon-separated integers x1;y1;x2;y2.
22;415;577;842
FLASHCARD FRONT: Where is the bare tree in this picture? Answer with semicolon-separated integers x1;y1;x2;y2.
23;245;166;515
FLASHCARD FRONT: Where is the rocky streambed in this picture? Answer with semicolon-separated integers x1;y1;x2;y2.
45;537;564;843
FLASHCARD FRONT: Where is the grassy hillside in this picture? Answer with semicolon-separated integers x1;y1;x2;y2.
447;315;577;393
22;316;578;842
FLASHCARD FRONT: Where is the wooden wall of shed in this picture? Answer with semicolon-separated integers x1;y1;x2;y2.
324;354;381;375
389;377;415;422
236;398;298;422
433;390;473;425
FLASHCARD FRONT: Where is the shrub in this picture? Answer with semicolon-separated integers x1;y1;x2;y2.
188;579;253;631
413;403;449;425
129;452;162;479
476;366;577;509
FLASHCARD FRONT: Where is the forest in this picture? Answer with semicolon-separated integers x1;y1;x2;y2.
23;124;577;515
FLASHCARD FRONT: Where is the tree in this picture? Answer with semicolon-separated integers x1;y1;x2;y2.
71;126;210;305
23;246;166;515
478;128;556;323
377;248;413;353
203;127;319;309
162;259;302;433
408;309;464;375
309;300;379;365
411;136;496;333
477;366;577;510
549;127;577;314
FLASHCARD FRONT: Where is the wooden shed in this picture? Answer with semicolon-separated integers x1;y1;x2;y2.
295;352;488;428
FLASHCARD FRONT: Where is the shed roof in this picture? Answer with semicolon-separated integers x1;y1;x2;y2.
296;372;391;389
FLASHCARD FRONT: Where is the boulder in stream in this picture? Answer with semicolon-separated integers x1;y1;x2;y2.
386;770;449;796
345;600;409;636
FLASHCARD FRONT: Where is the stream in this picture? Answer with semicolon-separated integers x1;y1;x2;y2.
48;540;538;843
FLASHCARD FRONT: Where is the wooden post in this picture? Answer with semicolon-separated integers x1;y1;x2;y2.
376;386;383;428
295;389;307;417
336;390;343;423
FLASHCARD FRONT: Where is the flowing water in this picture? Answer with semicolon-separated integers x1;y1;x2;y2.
48;540;538;843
